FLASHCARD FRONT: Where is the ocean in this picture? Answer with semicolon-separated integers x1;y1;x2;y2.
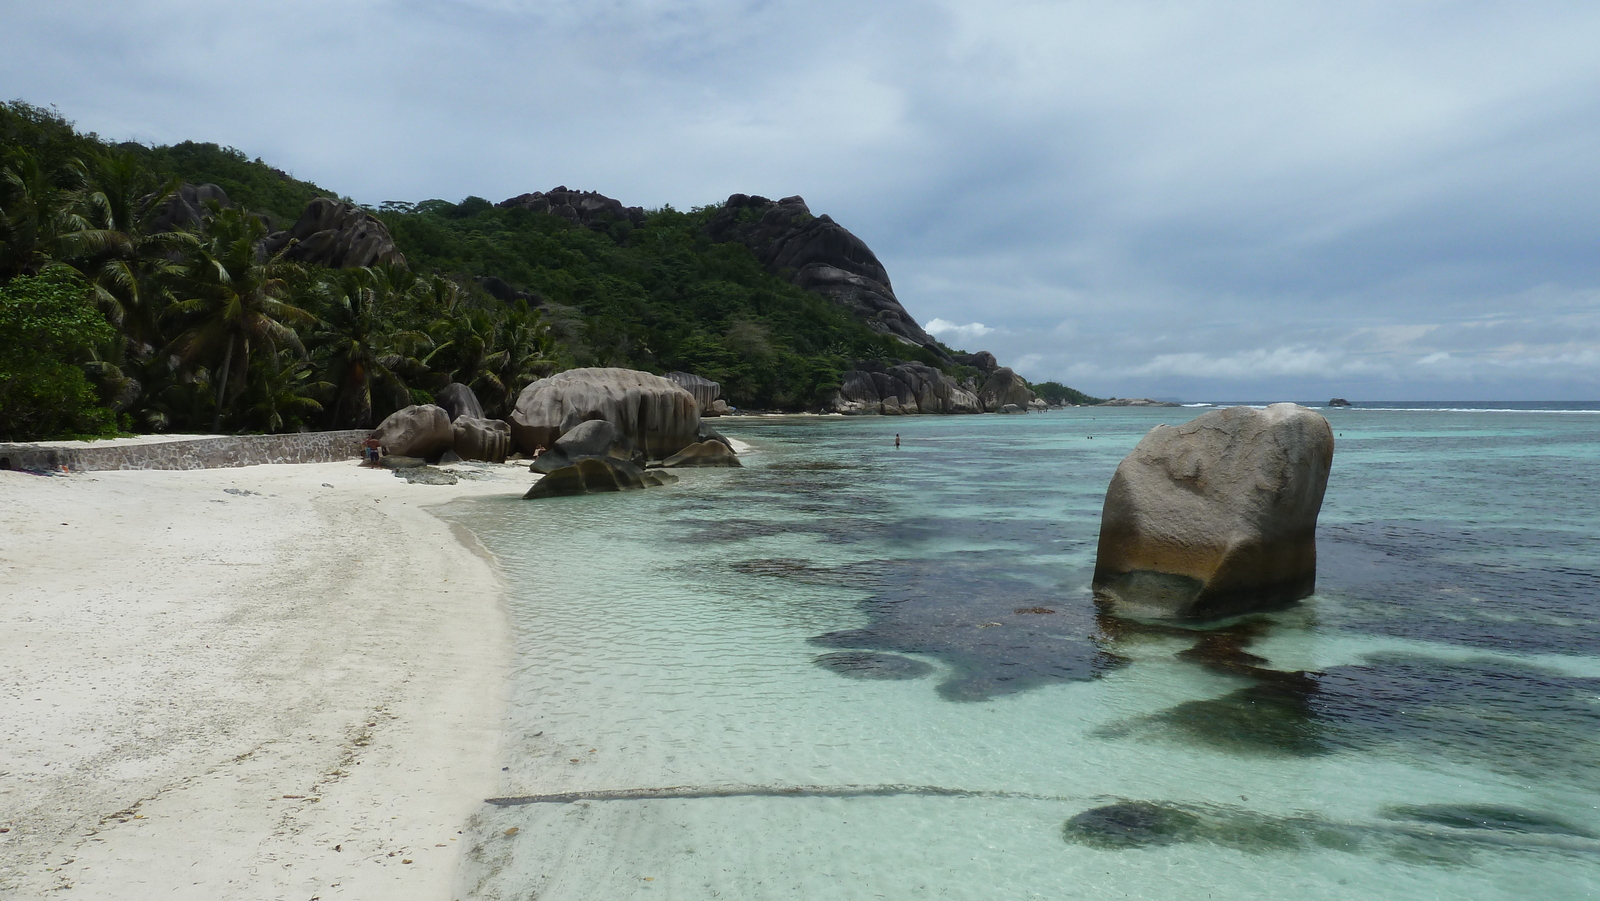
442;404;1600;900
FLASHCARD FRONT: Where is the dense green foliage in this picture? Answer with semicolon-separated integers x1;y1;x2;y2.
0;267;118;440
1030;380;1105;406
1;99;1097;439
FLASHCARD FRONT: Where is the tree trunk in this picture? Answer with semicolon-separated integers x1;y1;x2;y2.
211;336;234;433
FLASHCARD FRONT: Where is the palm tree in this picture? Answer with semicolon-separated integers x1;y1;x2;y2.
310;266;430;429
166;207;313;432
0;149;87;280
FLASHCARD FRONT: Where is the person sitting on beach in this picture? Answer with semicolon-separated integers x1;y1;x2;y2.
532;444;547;460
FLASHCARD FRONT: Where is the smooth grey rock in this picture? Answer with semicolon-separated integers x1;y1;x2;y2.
998;403;1026;414
709;399;732;416
151;183;233;232
529;418;637;473
510;368;700;460
1328;398;1352;407
523;457;678;498
372;405;454;460
665;372;723;414
954;351;999;373
1092;404;1335;620
452;416;511;463
830;361;982;415
434;383;486;422
263;197;404;269
978;367;1034;412
661;440;742;468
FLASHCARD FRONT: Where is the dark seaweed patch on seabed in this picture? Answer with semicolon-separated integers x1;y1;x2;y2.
1116;653;1600;786
1317;521;1600;655
809;558;1124;701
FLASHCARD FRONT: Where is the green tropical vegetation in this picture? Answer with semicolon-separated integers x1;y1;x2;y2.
1;99;1097;442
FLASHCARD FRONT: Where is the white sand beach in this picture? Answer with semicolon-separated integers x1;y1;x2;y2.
0;459;530;900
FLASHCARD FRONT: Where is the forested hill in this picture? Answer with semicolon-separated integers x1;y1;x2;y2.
0;100;1098;441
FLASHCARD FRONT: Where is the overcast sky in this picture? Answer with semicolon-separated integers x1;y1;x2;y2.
5;0;1598;400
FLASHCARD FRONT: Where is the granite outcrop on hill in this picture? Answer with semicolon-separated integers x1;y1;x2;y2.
498;187;645;228
264;198;405;269
151;183;233;232
703;194;950;362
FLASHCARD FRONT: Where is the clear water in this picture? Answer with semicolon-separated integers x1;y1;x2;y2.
443;407;1600;900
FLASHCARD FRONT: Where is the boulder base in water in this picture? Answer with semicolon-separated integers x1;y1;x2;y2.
373;404;454;460
661;439;741;468
510;368;700;460
524;457;678;498
1092;403;1334;620
530;418;636;473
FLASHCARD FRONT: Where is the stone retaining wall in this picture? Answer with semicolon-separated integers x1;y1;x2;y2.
0;431;370;473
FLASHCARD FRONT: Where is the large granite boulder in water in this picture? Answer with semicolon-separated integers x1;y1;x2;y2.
264;198;404;269
529;418;635;474
509;368;700;460
978;367;1034;412
452;416;511;463
1092;404;1335;620
434;382;485;422
373;404;454;460
524;457;678;498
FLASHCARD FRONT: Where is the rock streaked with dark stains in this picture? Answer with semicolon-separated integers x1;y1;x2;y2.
529;418;637;474
664;372;722;415
1093;403;1335;620
264;197;404;269
703;194;948;359
452;416;511;463
510;368;700;460
977;367;1034;412
433;382;485;422
831;361;983;415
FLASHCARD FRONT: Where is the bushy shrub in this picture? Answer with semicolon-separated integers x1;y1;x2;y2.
0;268;118;440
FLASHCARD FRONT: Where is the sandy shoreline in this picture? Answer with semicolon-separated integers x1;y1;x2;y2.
0;459;532;900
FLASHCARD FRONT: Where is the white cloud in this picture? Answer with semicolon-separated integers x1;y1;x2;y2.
923;318;993;343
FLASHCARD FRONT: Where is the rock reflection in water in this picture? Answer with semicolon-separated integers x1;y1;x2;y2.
1062;799;1600;862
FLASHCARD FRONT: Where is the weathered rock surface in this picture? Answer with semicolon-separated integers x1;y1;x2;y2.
1328;398;1352;407
1097;398;1182;407
395;466;459;485
709;399;732;416
977;367;1035;412
523;457;678;498
498;187;645;228
452;416;511;463
373;404;454;460
151;183;233;232
1092;403;1335;620
998;403;1027;414
831;361;983;415
953;351;999;374
703;194;948;361
434;382;485;422
529;418;635;474
264;197;405;269
377;454;427;470
510;368;700;460
661;440;742;468
665;372;723;415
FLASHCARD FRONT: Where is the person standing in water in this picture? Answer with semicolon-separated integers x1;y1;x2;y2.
895;434;901;449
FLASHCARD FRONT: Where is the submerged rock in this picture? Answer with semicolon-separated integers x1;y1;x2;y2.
813;651;934;680
510;367;700;460
661;440;741;468
1092;403;1334;620
524;457;678;498
373;404;455;461
1063;802;1205;850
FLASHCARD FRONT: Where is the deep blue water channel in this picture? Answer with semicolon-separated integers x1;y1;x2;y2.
444;406;1600;900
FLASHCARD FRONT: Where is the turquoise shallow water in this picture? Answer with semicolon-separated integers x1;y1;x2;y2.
444;407;1600;900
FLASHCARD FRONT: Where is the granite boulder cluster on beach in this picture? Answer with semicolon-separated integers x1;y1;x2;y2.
369;367;739;497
